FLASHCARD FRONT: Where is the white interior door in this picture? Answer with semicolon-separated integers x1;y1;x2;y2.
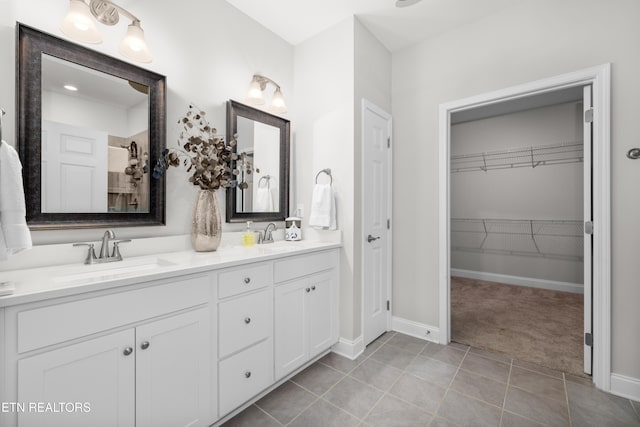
583;85;593;375
42;120;108;213
363;100;392;346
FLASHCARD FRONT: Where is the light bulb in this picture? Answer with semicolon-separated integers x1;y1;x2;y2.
246;78;265;105
119;21;152;63
60;0;102;44
269;87;287;114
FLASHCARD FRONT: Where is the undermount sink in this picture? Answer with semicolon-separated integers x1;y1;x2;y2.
53;257;176;284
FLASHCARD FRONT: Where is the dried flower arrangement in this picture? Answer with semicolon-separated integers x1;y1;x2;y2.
153;105;240;191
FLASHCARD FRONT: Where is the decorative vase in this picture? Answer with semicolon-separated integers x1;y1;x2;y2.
191;189;221;251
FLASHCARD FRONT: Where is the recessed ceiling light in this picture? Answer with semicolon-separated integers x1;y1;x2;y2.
64;84;78;91
395;0;422;7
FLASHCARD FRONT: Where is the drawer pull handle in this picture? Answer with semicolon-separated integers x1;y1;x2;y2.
311;285;316;291
123;347;133;356
306;287;311;293
140;341;150;350
244;371;252;378
244;317;251;324
244;277;251;284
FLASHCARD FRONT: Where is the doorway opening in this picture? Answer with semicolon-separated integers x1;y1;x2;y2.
438;65;611;390
448;88;587;376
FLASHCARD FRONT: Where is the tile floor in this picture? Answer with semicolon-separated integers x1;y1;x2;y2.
222;332;640;426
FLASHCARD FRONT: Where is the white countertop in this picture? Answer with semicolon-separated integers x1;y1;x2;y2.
0;239;341;308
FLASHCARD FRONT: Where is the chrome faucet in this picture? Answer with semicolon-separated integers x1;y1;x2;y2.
99;230;115;258
259;223;277;244
73;229;131;264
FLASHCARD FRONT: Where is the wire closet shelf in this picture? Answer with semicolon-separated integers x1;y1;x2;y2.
451;218;584;261
450;141;583;173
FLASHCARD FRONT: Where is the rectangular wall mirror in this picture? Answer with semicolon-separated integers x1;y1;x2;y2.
226;100;290;223
17;24;166;229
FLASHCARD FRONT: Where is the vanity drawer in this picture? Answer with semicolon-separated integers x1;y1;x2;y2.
219;339;273;416
218;262;273;299
17;275;209;354
219;289;273;359
274;249;337;283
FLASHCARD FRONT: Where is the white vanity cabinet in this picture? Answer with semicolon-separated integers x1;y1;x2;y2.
216;262;274;417
274;251;339;380
2;274;213;427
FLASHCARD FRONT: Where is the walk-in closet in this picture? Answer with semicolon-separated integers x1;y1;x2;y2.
449;88;589;376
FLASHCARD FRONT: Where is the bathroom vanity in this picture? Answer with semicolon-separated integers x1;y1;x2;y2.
0;241;340;427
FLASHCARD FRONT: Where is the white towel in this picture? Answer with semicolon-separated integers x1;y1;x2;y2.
254;187;274;212
309;183;336;230
0;141;32;260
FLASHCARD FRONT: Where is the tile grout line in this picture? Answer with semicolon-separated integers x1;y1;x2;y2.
428;343;471;424
359;340;429;423
563;372;573;427
253;403;286;426
498;357;514;427
285;337;389;426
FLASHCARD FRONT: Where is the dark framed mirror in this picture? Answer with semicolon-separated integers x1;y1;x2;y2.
226;100;290;223
17;23;166;230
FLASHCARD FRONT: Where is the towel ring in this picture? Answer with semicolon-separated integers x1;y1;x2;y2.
258;175;271;188
315;168;332;185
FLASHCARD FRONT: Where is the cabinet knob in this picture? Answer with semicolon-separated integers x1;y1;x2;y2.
244;317;251;324
311;285;316;291
244;371;252;378
140;341;150;350
244;277;251;284
306;287;311;293
123;347;133;356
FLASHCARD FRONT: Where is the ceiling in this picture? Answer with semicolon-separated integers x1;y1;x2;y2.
225;0;520;51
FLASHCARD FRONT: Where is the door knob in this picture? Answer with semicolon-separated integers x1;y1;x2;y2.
311;285;316;291
244;371;252;378
123;347;133;356
244;317;251;324
367;235;381;243
244;277;251;284
306;287;311;293
140;341;150;350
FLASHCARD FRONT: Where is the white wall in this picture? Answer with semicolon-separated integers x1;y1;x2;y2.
293;18;356;339
392;0;640;380
354;19;392;339
451;102;584;285
0;0;294;251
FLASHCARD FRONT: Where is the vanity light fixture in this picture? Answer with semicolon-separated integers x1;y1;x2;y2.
245;74;287;114
60;0;153;63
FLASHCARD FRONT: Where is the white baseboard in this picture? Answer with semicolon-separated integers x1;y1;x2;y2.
332;336;364;360
451;268;584;294
610;373;640;402
391;316;440;344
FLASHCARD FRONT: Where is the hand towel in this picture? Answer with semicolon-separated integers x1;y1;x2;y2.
309;183;336;230
254;186;274;212
0;141;32;260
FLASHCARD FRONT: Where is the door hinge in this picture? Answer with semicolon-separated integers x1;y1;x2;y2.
386;300;390;311
387;137;391;148
584;108;594;123
585;332;593;347
584;221;593;235
387;219;390;229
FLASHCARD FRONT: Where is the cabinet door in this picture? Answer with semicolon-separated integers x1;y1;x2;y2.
18;329;135;427
136;308;211;427
308;272;337;356
274;279;308;380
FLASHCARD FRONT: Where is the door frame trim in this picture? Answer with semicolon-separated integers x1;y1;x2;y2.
437;64;611;390
361;99;393;345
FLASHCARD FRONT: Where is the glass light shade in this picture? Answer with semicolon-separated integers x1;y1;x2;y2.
119;21;152;63
245;79;265;105
269;87;287;114
60;0;102;44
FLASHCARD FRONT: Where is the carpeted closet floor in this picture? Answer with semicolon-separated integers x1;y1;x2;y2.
451;276;585;377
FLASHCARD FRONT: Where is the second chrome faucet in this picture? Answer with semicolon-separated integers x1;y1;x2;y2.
73;229;131;264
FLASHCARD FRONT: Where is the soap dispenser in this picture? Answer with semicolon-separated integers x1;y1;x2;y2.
242;221;255;247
